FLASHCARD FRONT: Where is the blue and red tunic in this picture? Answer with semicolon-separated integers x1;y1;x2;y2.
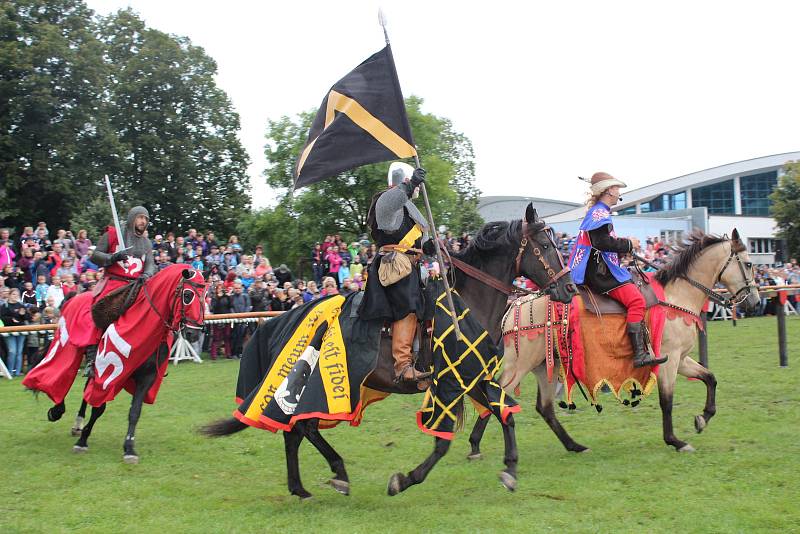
568;201;632;293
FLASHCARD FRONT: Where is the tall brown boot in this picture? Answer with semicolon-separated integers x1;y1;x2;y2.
392;314;431;381
628;322;667;368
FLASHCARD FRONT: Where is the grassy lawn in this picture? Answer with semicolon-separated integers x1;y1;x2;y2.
2;316;798;533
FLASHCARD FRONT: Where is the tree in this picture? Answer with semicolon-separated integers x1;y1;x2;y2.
0;3;251;237
243;96;483;269
0;0;111;229
770;161;800;260
97;9;251;236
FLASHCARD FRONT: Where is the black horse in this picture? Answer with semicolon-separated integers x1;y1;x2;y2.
202;204;577;498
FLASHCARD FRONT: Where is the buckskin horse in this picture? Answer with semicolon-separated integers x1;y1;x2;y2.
465;229;760;457
24;265;206;463
202;204;578;499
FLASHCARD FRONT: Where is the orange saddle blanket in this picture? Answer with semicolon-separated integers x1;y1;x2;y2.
564;274;667;407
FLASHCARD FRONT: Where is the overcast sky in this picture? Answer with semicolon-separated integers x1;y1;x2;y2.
86;0;800;210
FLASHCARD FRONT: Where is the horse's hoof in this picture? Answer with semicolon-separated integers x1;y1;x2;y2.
678;444;696;453
293;490;313;500
467;452;482;461
328;478;349;496
47;406;65;422
498;471;517;492
123;454;140;464
694;415;707;433
387;473;403;496
70;427;83;437
574;446;591;454
72;445;88;454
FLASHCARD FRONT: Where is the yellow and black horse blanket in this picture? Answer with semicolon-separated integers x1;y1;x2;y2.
234;294;383;432
417;281;520;440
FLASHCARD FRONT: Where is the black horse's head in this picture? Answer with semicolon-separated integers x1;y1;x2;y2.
517;203;577;303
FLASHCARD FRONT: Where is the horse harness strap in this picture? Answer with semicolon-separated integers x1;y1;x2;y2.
678;242;756;308
449;221;569;298
516;222;571;286
449;256;536;297
501;295;571;384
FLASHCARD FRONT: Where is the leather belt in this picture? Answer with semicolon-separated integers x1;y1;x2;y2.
379;244;423;255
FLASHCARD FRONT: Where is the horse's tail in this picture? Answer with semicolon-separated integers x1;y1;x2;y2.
199;417;248;438
454;397;465;433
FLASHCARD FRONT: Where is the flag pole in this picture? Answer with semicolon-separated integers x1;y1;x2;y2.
379;9;464;342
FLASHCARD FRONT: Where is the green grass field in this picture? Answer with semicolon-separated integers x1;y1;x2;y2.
2;316;799;533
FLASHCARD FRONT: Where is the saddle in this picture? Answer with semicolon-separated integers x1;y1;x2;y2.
91;278;143;332
578;271;658;316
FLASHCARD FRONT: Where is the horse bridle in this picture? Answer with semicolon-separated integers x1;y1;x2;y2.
142;275;206;332
679;240;757;308
449;221;571;297
515;221;571;288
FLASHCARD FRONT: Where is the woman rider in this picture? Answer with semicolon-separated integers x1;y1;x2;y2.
569;172;667;368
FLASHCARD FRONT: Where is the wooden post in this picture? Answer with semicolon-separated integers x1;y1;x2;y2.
777;296;788;367
698;312;709;368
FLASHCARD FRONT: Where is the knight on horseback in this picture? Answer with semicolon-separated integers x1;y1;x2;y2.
359;162;432;382
569;172;667;368
86;206;156;371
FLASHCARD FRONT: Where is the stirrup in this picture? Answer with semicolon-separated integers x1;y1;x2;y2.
395;364;432;382
633;354;668;368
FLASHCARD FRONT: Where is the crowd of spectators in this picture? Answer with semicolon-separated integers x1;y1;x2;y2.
2;222;799;374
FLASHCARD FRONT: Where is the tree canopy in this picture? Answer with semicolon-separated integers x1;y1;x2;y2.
239;96;483;270
770;161;800;260
0;1;250;236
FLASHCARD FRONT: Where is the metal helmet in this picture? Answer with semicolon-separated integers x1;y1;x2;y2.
387;162;414;187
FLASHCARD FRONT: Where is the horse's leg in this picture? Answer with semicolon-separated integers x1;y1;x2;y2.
657;357;693;452
467;412;490;460
47;401;66;422
497;413;519;491
677;355;717;433
71;377;92;436
298;419;350;495
388;437;451;496
73;402;107;452
122;365;159;464
533;364;589;452
283;426;311;499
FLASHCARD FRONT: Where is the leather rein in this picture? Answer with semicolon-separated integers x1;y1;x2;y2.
633;239;756;312
448;221;570;298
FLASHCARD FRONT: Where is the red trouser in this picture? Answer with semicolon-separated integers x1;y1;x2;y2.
607;283;646;323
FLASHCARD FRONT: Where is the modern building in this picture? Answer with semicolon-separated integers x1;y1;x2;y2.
477;151;799;265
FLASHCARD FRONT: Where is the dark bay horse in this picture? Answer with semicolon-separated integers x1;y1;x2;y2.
202;204;578;498
26;266;206;463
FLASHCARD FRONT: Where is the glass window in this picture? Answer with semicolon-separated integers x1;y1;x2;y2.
669;191;687;210
692;180;734;214
740;171;777;216
749;238;777;254
617;206;636;215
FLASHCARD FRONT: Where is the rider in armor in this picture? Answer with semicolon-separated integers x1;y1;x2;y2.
569;172;667;368
359;162;432;382
86;206;156;372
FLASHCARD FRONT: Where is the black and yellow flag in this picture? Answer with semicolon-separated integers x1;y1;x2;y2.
293;45;417;189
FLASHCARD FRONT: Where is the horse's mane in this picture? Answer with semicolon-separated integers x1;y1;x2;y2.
451;220;522;266
654;230;730;285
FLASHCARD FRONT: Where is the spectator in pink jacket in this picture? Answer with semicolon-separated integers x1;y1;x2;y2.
0;239;15;270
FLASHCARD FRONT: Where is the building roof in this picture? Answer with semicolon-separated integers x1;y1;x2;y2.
615;151;800;209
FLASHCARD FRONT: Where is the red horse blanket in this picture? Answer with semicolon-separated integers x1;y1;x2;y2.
22;266;192;406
